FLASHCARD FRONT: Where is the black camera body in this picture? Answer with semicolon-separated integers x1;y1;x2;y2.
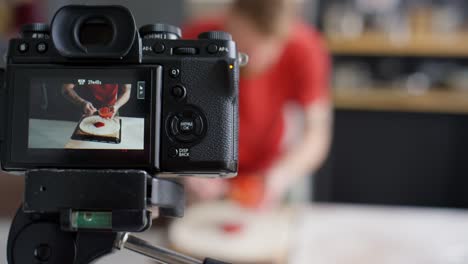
3;6;241;264
0;5;239;177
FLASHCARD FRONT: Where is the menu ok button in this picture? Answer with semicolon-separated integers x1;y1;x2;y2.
169;111;205;143
179;119;194;133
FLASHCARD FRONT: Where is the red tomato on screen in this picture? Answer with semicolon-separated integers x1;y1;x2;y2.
98;107;114;119
93;122;105;128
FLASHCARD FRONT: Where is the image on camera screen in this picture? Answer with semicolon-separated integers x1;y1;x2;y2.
28;76;147;150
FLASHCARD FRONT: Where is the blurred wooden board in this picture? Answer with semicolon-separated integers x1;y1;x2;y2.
334;89;468;114
327;33;468;58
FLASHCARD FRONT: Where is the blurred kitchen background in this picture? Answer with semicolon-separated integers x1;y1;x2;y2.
4;0;468;263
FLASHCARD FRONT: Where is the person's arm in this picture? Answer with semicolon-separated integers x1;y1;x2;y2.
62;83;97;116
260;99;332;208
111;84;131;117
260;29;333;209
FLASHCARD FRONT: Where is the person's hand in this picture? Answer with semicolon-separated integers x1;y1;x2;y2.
110;105;119;119
257;166;290;210
82;101;97;116
185;177;229;203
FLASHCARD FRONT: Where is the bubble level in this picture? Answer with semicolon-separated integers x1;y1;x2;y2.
71;211;112;230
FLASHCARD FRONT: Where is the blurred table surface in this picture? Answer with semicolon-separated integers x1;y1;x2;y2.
2;204;468;263
289;204;468;264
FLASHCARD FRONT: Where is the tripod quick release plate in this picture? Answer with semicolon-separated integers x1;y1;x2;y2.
25;169;151;232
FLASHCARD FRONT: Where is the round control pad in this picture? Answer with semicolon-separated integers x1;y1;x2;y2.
168;108;206;143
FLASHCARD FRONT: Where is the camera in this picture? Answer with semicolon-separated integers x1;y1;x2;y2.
0;5;239;177
2;5;243;264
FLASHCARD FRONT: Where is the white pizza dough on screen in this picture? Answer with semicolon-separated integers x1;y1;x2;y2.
79;116;120;136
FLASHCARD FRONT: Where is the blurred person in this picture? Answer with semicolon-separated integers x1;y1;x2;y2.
13;0;44;31
62;83;132;118
184;0;332;209
0;172;24;217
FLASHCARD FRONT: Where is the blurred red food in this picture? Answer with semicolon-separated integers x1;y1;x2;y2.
228;174;264;208
94;122;105;128
220;222;244;234
98;107;113;119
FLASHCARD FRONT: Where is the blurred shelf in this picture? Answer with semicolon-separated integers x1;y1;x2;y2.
327;33;468;58
333;88;468;114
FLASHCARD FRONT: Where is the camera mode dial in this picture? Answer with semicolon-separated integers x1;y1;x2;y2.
139;24;182;40
198;31;232;41
21;23;50;39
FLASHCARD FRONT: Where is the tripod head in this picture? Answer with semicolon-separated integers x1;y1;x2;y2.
7;170;229;264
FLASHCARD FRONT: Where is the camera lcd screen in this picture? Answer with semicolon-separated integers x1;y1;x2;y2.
4;67;159;170
28;75;146;150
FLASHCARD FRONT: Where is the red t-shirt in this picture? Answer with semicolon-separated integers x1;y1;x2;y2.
88;84;118;107
184;19;330;175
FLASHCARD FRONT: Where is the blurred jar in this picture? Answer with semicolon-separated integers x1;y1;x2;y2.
431;4;463;36
324;3;364;39
333;62;373;90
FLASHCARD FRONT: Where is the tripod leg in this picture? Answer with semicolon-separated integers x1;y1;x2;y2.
116;233;230;264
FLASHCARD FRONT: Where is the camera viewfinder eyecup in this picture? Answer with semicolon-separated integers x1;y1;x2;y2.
51;5;137;59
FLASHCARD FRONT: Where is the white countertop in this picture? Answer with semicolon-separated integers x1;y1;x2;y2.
170;203;468;264
3;204;468;264
290;205;468;264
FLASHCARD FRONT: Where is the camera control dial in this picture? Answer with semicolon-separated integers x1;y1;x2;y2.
21;23;50;39
198;31;232;41
139;24;182;40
